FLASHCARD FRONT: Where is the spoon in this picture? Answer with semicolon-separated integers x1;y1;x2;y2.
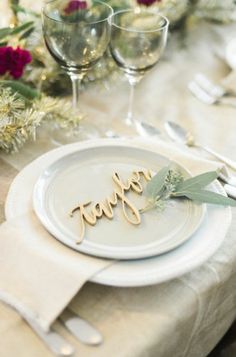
60;310;103;346
104;122;161;139
135;121;161;137
164;121;236;171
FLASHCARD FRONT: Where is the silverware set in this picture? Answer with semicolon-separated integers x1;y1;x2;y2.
164;121;236;171
188;72;236;108
118;119;236;199
164;120;236;197
186;72;236;193
14;307;102;356
128;70;236;197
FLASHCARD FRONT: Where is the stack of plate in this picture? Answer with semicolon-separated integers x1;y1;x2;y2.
5;139;231;287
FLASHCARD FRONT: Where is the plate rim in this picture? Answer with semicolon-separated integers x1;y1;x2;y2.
32;142;206;260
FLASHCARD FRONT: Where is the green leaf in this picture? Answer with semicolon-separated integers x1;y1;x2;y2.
11;4;28;14
145;166;170;199
174;189;236;207
177;171;218;191
0;27;12;40
0;81;40;100
10;0;20;5
19;27;35;40
0;41;8;47
11;4;40;17
11;21;34;35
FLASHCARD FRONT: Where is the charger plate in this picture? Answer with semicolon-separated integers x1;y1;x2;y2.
32;143;205;260
5;139;232;287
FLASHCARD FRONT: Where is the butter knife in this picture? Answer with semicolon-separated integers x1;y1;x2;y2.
25;315;74;356
224;184;236;200
59;310;103;346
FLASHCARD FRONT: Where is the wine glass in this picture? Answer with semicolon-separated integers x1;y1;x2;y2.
109;8;169;134
42;0;113;140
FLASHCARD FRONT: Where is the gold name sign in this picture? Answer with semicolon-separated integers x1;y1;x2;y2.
70;169;152;243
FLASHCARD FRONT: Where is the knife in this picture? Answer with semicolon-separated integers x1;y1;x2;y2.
59;310;103;346
25;315;75;356
224;184;236;200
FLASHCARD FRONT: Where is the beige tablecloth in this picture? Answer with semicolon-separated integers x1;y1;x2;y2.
1;3;236;356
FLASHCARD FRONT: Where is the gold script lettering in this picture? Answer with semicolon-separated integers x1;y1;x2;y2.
70;169;152;243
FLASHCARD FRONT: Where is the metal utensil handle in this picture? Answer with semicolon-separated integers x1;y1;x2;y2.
60;310;103;346
195;73;226;98
25;316;75;356
199;145;236;171
218;172;236;187
188;81;216;105
224;184;236;199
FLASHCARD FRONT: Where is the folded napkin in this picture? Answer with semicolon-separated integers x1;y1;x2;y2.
0;212;113;332
0;138;226;333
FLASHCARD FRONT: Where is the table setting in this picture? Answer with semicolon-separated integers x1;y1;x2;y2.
1;1;236;357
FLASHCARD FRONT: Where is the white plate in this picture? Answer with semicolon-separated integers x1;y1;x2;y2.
33;144;205;260
5;139;232;287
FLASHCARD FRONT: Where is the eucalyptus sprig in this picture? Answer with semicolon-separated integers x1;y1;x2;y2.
141;167;236;213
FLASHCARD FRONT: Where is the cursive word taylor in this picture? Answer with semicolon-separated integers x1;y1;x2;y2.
70;169;152;243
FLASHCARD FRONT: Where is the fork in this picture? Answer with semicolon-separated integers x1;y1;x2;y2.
1;296;102;356
28;309;102;355
223;183;236;199
188;80;236;108
59;309;103;346
194;73;235;98
26;316;75;356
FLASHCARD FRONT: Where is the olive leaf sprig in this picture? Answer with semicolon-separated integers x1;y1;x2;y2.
140;167;236;213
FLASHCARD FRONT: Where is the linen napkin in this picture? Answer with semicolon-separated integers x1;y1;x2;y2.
0;211;113;332
0;138;227;333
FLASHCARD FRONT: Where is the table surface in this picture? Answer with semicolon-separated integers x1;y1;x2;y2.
1;4;236;357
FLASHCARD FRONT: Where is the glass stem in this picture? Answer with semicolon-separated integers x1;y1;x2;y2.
69;73;84;110
126;83;135;126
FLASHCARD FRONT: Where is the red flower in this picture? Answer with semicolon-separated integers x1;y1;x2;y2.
64;0;87;14
0;47;13;76
0;46;32;79
137;0;160;5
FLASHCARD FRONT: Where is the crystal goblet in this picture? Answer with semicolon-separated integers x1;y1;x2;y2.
42;0;113;140
109;8;169;135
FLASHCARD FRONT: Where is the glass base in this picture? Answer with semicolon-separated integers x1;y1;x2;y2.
48;121;101;146
103;115;159;139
